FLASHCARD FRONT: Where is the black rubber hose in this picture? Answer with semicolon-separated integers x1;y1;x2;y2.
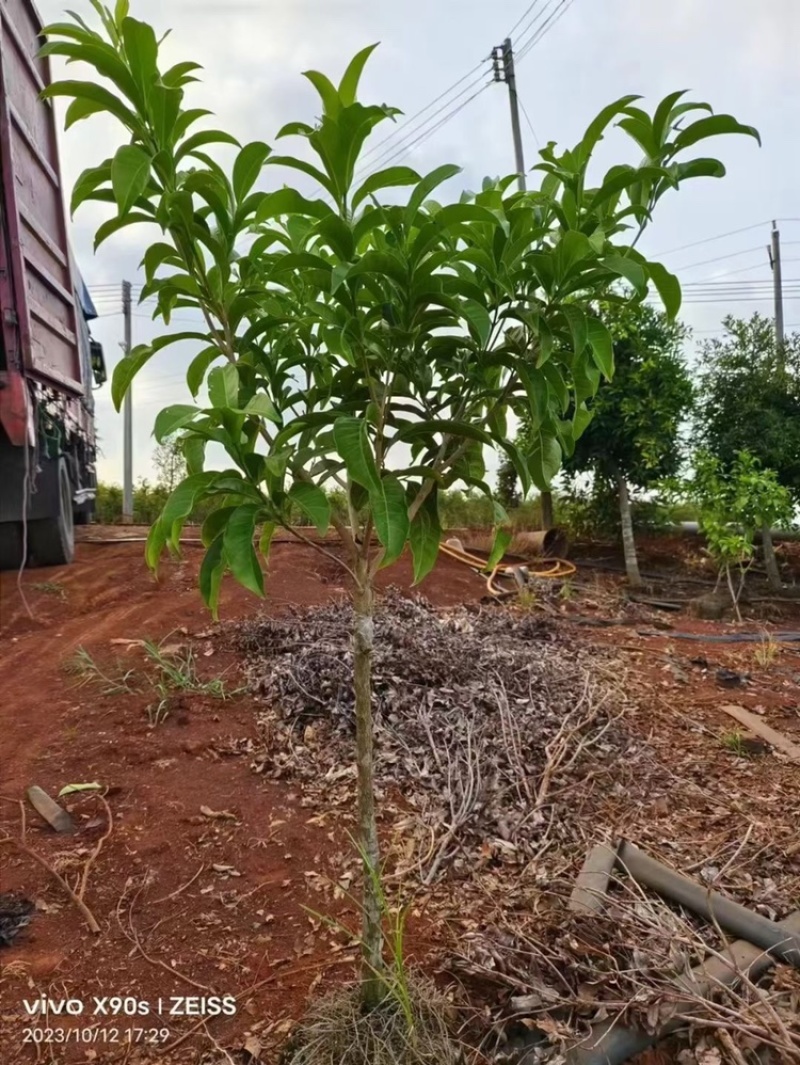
638;629;800;643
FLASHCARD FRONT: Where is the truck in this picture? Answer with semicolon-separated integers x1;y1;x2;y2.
0;0;106;571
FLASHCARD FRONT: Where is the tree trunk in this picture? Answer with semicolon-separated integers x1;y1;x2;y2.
352;558;384;1007
617;473;642;588
761;525;782;590
540;491;554;530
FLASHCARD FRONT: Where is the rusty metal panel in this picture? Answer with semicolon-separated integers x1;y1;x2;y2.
0;0;82;393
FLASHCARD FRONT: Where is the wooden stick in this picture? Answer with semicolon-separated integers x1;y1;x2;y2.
719;703;800;763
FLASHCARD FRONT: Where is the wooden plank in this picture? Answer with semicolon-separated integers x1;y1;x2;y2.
569;842;619;915
719;703;800;764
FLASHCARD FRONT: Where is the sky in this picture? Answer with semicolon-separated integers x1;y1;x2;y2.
33;0;800;486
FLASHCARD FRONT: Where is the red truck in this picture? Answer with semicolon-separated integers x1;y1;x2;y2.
0;0;105;570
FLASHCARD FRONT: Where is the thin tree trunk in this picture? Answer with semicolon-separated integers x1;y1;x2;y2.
616;473;642;588
761;525;782;590
540;491;554;530
352;556;384;1007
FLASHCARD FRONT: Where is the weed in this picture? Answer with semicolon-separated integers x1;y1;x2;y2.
754;632;779;668
31;581;66;600
559;581;575;602
66;647;138;695
142;637;235;727
515;587;539;613
720;730;750;758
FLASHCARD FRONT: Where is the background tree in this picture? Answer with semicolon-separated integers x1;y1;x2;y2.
152;435;187;492
43;0;758;1017
696;313;800;588
685;450;794;619
502;303;693;586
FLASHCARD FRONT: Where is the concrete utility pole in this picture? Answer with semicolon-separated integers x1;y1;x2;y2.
121;280;133;523
492;38;527;192
769;221;785;360
492;38;554;529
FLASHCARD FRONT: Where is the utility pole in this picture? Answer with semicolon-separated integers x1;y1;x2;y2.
122;279;133;523
493;38;555;528
492;38;527;192
769;221;784;362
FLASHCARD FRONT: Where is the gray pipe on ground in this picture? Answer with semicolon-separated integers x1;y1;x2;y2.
516;843;800;1065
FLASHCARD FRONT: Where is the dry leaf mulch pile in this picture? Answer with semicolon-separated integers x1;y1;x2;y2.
232;591;631;887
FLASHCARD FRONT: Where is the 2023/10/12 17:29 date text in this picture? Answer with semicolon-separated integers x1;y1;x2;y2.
23;1028;171;1045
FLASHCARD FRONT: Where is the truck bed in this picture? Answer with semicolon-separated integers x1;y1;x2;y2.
0;0;82;393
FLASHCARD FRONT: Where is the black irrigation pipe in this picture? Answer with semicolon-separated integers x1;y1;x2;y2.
638;629;800;644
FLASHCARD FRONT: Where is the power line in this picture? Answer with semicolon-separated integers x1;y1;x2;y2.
506;0;544;39
517;0;576;62
673;245;767;272
651;221;772;259
519;95;540;148
360;83;493;179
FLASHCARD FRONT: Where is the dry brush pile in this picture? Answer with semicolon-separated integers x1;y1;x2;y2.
233;591;629;889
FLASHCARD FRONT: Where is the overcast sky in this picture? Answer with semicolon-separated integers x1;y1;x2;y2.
35;0;800;485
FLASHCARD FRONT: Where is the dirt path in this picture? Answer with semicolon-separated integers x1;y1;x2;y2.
0;536;482;1064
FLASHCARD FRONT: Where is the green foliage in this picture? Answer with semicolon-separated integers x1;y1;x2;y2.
505;302;693;502
696;314;800;503
682;450;794;615
43;4;758;610
687;451;793;566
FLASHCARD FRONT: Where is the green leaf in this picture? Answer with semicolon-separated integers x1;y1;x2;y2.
333;416;382;494
288;482;330;535
561;305;588;355
528;432;562;491
409;486;441;584
187;348;221;398
199;533;226;619
58;782;101;797
554;230;594;283
352;165;419;209
586;317;614;377
120;17;158;95
94;210;154;249
673;114;761;151
646;261;682;319
371;475;409;568
462;300;492;347
242;393;280;425
223;505;264;597
601;253;647;295
183;435;206;474
154;404;201;442
64;96;106;128
208;364;239;409
233;141;271;202
338;43;378;105
487;527;512;569
404;164;461;228
259;522;276;562
110;144;151;215
42;80;140;132
111;343;156;410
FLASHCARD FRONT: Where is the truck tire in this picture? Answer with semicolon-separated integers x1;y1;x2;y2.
0;522;24;571
28;458;75;567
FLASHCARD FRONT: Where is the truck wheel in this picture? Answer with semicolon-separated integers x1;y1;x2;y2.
0;522;24;571
28;458;75;567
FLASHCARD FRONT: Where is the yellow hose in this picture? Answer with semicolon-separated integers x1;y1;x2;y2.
438;540;576;598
